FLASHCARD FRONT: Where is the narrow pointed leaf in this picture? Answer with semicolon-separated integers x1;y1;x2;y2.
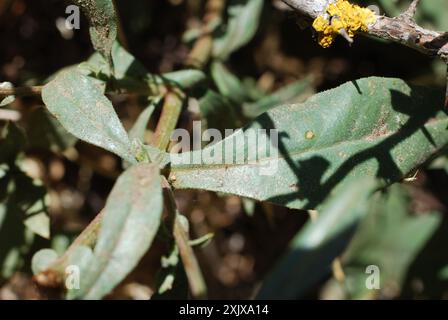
0;82;15;107
213;0;264;59
243;77;314;118
211;61;249;104
128;102;156;142
257;177;378;299
86;41;206;91
163;70;207;89
337;184;442;299
73;164;163;299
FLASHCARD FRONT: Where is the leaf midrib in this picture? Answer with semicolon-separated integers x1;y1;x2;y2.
171;116;448;172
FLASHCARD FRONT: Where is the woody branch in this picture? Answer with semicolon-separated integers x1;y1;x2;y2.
282;0;448;61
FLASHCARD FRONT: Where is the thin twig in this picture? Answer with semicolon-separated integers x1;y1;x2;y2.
161;178;207;299
173;217;207;298
0;86;43;97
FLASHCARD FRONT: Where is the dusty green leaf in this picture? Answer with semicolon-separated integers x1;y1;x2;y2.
42;70;136;163
31;249;58;275
128;101;157;143
243;76;314;118
51;235;72;256
257;177;378;299
66;246;94;299
72;163;163;299
87;41;206;91
211;61;250;105
0;82;15;107
0;122;26;164
87;41;147;80
429;155;448;174
24;212;50;239
439;265;448;280
213;0;264;59
26;108;77;153
73;0;118;70
144;145;171;169
162;69;207;89
241;197;256;216
171;77;448;210
337;184;442;299
0;168;45;279
199;89;241;131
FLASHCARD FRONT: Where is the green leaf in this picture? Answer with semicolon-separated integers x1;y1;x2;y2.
376;0;448;30
418;0;448;30
66;246;94;299
241;197;256;216
162;70;207;90
429;155;448;174
439;265;448;280
144;145;171;169
199;89;241;131
86;41;148;80
73;0;118;70
213;0;264;59
243;77;314;118
257;177;378;299
336;184;442;299
72;164;163;299
0;122;26;163
128;101;157;143
0;82;15;107
12;168;49;239
26;108;77;153
86;41;206;91
0;168;46;279
42;70;136;163
24;212;50;239
211;61;250;105
170;77;448;210
31;249;58;275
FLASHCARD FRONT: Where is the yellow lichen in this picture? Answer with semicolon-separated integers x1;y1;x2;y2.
312;0;377;48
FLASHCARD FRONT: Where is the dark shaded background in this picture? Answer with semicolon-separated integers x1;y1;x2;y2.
0;0;447;299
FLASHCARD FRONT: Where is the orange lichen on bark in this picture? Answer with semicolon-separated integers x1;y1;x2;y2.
312;0;377;48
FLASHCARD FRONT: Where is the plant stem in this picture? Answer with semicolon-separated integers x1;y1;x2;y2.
150;89;185;151
161;178;207;299
185;0;226;68
0;86;43;97
173;217;207;299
